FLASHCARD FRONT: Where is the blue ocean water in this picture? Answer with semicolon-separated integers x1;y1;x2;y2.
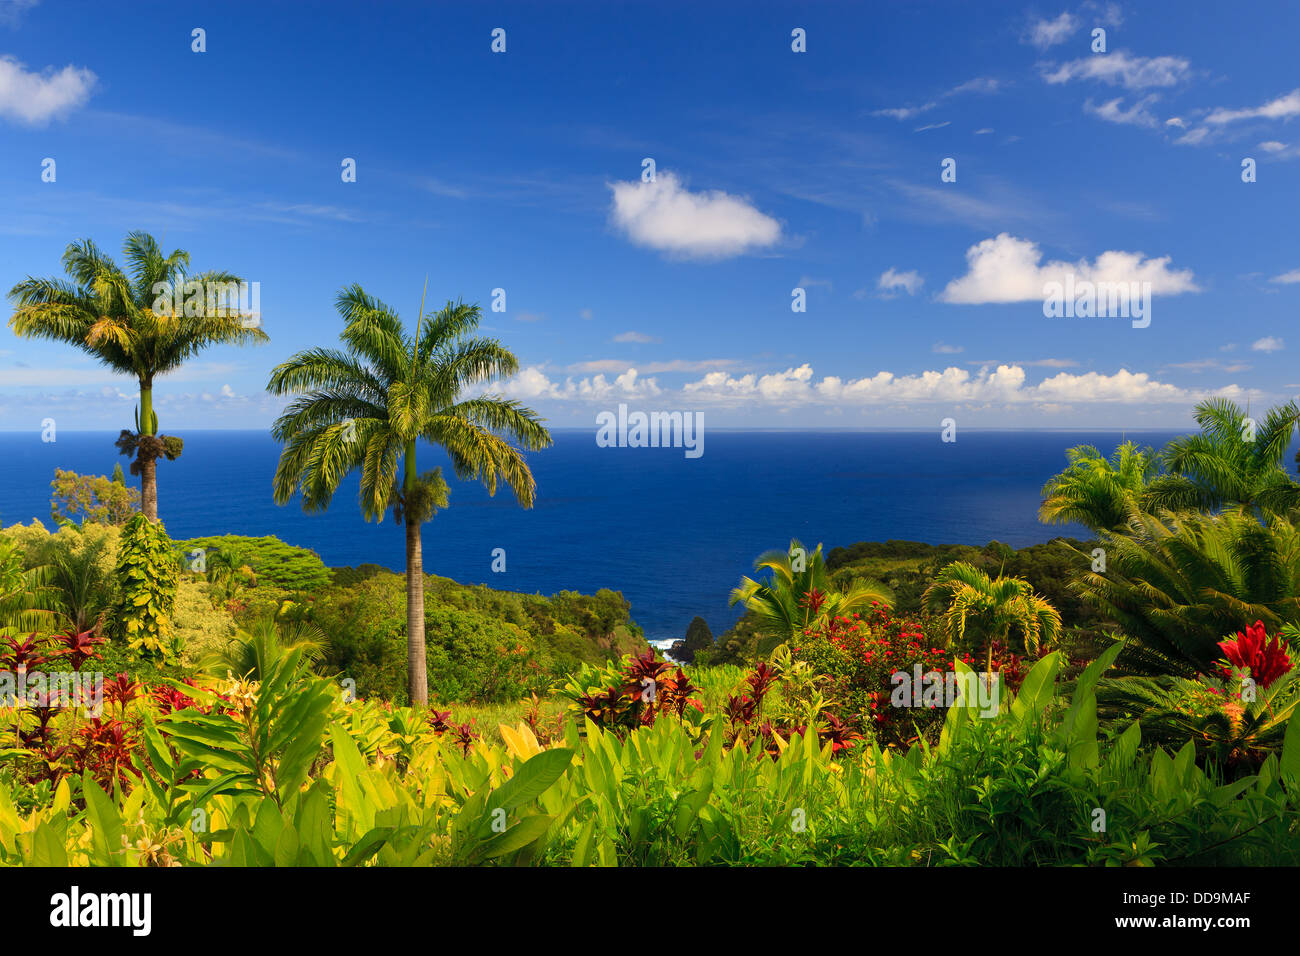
0;429;1181;642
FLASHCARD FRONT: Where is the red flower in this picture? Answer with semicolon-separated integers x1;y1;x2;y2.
1218;620;1293;689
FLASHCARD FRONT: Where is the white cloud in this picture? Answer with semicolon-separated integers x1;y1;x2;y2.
877;268;924;297
514;311;545;322
1085;95;1161;128
872;102;937;120
1040;50;1191;90
493;362;1242;411
1259;140;1289;153
932;342;964;354
219;384;236;398
612;331;660;344
0;55;95;125
914;121;951;132
1269;269;1300;284
1206;88;1300;125
1252;336;1284;352
501;366;661;402
608;170;781;259
938;233;1200;304
974;127;994;135
948;77;1003;96
1025;12;1078;50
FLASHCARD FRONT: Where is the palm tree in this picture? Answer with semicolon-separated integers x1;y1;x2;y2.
729;538;894;643
8;232;268;520
267;285;551;706
1147;398;1300;519
1072;509;1300;677
922;561;1063;670
1039;441;1160;534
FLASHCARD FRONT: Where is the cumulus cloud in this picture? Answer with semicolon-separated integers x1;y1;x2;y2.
0;55;96;124
501;366;661;402
608;170;781;259
1025;12;1078;50
1252;337;1284;352
1040;50;1191;90
938;233;1200;304
490;362;1242;411
877;268;924;297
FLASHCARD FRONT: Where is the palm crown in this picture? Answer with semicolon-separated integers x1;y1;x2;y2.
268;284;550;519
1147;398;1300;518
729;539;894;642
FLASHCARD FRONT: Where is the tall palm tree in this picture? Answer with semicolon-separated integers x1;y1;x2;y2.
267;285;551;706
922;561;1062;669
1072;509;1300;677
8;231;268;520
1039;441;1160;534
1147;398;1300;519
729;538;894;642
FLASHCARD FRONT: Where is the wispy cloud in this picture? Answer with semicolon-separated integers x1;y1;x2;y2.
1024;12;1078;50
1040;50;1192;90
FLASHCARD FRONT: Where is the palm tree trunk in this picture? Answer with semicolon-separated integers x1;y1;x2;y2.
140;381;158;522
140;456;158;522
404;442;428;706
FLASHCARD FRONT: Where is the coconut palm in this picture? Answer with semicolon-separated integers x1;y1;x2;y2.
1039;441;1160;534
922;562;1063;669
729;539;894;642
7;232;268;520
267;284;550;706
1147;398;1300;519
1072;509;1300;677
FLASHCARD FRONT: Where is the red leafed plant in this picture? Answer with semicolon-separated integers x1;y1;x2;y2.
1218;620;1293;689
49;627;107;670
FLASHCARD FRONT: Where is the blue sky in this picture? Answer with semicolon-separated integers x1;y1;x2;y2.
1;0;1298;431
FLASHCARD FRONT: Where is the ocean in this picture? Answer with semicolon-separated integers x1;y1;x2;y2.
0;429;1182;643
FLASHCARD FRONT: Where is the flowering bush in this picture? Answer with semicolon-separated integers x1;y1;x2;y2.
793;603;1029;748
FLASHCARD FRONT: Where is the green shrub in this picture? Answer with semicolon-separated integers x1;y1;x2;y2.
178;534;331;592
